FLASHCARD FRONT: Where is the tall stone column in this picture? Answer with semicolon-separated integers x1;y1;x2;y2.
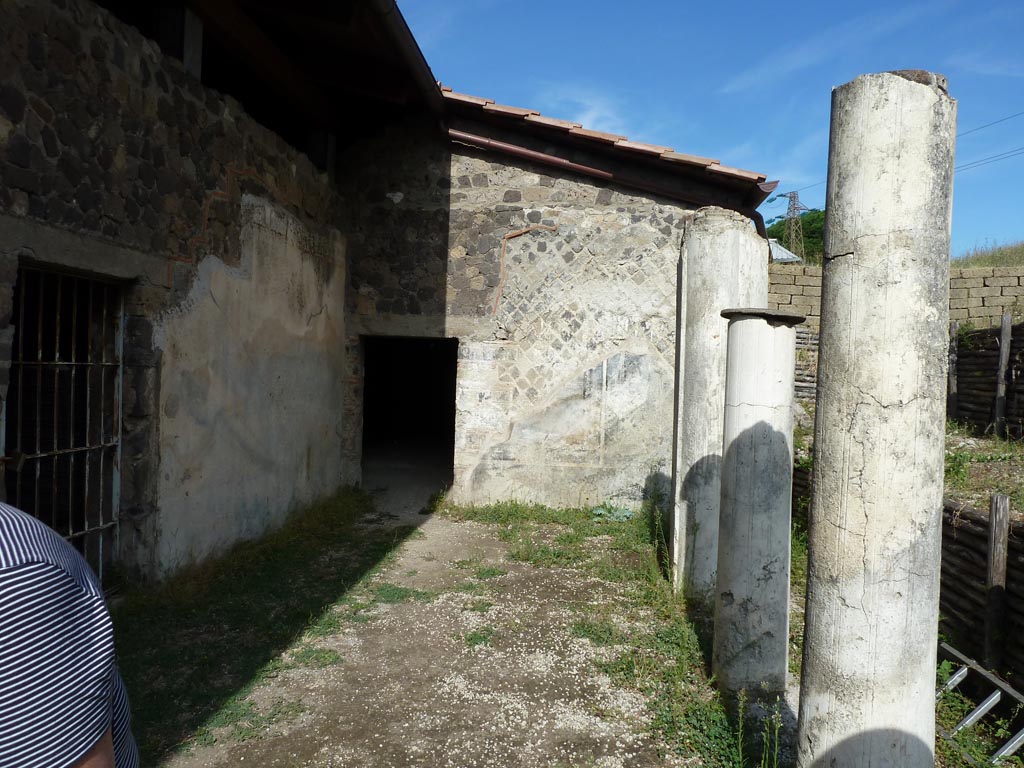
796;71;956;767
672;207;767;597
713;308;803;700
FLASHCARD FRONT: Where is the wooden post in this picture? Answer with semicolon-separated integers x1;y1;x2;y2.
995;313;1012;438
985;493;1010;670
948;320;959;419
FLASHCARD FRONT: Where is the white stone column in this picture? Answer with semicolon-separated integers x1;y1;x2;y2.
672;207;768;597
796;71;956;767
713;308;803;700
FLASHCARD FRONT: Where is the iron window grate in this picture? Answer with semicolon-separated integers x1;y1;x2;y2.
3;266;124;583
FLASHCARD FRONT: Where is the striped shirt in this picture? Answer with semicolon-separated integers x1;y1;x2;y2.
0;503;138;768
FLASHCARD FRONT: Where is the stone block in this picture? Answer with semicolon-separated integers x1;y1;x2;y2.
949;298;972;309
961;267;995;278
948;288;968;299
769;264;806;275
950;278;983;288
968;286;1002;297
984;276;1018;287
984;296;1017;307
949;308;969;320
795;274;822;286
992;267;1023;277
767;293;791;305
968;305;1004;317
769;273;795;285
800;286;822;297
1000;286;1024;296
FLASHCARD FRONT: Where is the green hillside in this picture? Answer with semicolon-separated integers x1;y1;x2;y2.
954;241;1024;268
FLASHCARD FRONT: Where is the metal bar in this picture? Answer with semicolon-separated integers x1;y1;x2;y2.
34;271;43;517
942;642;1024;707
991;726;1024;763
98;284;107;582
62;520;118;540
52;275;60;533
14;361;122;368
954;689;1002;733
83;281;92;540
111;288;124;567
11;442;120;460
69;277;77;536
13;272;26;507
936;665;970;699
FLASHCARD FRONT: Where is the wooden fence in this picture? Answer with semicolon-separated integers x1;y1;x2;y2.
948;314;1024;436
792;475;1022;678
941;495;1024;679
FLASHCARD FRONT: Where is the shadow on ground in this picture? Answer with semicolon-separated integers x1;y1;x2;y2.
113;457;443;765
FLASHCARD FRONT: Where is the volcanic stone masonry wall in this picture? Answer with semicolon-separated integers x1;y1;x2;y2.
0;0;348;576
339;121;692;507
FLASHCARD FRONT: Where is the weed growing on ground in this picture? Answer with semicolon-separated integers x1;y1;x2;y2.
474;565;507;580
291;645;343;668
571;617;623;647
372;582;434;603
464;626;497;647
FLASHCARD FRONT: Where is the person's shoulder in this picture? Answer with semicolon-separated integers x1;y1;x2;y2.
0;503;103;599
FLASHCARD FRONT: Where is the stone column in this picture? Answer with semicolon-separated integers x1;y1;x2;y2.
796;71;956;767
672;207;768;597
713;308;803;700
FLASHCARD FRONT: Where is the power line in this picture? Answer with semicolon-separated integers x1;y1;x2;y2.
956;145;1024;172
957;109;1024;138
767;108;1024;198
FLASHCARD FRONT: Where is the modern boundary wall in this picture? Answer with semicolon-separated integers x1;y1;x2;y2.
770;264;1024;401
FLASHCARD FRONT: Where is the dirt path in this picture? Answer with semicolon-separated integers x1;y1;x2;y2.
163;460;680;768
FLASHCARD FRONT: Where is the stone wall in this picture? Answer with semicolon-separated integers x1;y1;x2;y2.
769;263;1024;402
0;0;348;576
341;125;690;507
769;264;1024;328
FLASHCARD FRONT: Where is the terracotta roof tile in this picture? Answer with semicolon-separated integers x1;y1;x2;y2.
569;126;626;143
707;164;766;182
483;102;539;117
438;86;768;185
661;151;718;168
445;90;493;107
524;114;581;131
614;139;676;156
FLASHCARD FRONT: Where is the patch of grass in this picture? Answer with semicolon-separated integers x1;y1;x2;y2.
788;521;808;680
371;582;434;603
474;565;507;580
465;599;493;613
571;617;623;646
292;645;343;668
453;580;488;595
953;240;1024;269
464;626;497;647
195;695;303;745
112;488;417;762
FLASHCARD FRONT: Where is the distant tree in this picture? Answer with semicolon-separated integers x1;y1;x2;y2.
766;209;826;264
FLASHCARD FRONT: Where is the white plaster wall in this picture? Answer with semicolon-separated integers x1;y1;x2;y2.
153;196;346;573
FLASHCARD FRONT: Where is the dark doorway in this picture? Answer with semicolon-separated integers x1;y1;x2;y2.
361;336;458;480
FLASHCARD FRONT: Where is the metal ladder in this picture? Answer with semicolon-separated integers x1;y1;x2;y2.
936;642;1024;764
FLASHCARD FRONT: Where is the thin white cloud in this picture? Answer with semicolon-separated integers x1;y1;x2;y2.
949;51;1024;80
719;2;944;94
533;85;632;137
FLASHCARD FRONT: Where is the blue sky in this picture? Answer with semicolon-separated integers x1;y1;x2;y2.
401;0;1024;258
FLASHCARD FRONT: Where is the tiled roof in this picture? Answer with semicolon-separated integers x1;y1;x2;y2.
440;85;768;185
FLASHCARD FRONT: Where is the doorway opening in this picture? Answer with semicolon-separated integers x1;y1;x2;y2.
361;336;458;483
